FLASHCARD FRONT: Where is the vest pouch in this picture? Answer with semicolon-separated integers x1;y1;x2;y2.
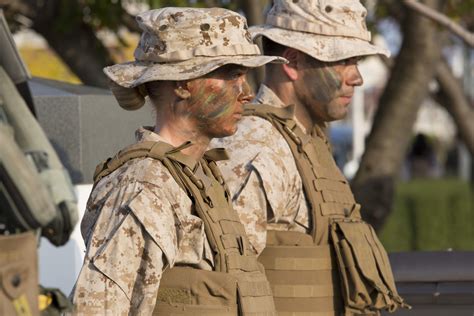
330;220;407;315
259;230;343;315
235;270;275;315
0;232;38;316
154;267;238;315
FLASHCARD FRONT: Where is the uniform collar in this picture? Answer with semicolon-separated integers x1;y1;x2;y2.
254;84;310;133
254;84;287;109
135;126;229;168
135;127;197;168
135;126;164;143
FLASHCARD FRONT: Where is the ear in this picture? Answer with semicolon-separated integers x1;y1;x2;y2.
281;48;300;81
174;81;191;100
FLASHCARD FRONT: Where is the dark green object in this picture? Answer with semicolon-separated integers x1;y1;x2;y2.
40;286;73;316
380;179;473;251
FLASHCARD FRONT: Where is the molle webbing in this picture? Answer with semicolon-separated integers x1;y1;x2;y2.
259;230;343;316
93;140;275;315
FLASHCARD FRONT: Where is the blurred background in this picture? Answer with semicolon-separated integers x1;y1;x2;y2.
1;0;473;297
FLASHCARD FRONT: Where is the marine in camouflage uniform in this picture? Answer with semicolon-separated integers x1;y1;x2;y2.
70;7;284;315
211;0;409;315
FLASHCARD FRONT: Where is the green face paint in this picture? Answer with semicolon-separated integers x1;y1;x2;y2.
295;54;362;123
184;65;251;137
301;57;343;105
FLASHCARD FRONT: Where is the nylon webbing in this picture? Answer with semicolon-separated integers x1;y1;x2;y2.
272;284;336;298
278;312;340;316
262;257;333;271
274;297;340;314
226;253;261;272
153;302;237;316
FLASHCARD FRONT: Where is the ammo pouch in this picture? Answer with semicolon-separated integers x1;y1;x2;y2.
330;219;408;315
38;286;73;316
154;266;274;316
0;232;38;316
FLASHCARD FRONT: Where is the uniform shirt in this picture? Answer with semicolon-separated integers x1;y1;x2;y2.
72;127;214;316
210;85;310;255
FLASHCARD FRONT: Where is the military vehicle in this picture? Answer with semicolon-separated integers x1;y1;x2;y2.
0;10;77;315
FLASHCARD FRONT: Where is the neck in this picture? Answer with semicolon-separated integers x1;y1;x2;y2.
264;79;314;134
154;104;210;161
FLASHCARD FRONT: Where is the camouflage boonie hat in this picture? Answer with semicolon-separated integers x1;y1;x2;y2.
251;0;390;62
105;7;285;110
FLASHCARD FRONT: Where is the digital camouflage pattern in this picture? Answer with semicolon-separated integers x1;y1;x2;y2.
250;0;390;62
104;7;284;110
210;85;310;255
71;127;214;315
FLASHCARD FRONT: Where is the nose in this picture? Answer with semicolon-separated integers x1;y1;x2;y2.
346;65;363;87
238;78;254;104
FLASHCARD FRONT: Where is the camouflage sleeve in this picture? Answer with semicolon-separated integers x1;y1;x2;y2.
215;117;309;254
72;213;165;315
72;184;179;315
232;168;269;255
217;146;303;255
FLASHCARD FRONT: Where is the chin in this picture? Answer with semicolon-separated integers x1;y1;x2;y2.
329;110;349;121
210;127;237;139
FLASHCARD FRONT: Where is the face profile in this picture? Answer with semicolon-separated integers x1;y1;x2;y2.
183;65;252;138
294;54;364;123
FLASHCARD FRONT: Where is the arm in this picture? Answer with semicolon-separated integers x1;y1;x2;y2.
72;213;166;315
72;180;180;315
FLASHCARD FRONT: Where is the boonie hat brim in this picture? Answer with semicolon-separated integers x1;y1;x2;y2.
251;25;390;62
105;55;286;88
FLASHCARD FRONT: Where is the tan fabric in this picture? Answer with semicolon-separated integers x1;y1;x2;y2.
250;0;390;62
105;7;285;110
210;85;310;255
0;232;38;316
71;128;214;315
259;230;342;315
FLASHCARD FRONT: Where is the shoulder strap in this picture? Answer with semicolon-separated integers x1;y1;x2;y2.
244;103;295;121
243;103;323;241
93;141;193;185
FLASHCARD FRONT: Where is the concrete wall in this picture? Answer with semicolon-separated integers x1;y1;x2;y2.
29;78;154;184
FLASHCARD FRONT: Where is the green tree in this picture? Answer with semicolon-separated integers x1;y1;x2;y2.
352;0;474;230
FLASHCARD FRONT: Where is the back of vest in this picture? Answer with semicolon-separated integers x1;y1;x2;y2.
94;141;276;316
245;104;408;315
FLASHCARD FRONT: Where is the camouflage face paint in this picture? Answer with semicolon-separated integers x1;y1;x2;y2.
184;65;252;137
295;54;362;123
300;56;343;105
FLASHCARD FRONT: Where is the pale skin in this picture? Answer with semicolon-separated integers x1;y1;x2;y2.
150;65;253;160
264;48;363;132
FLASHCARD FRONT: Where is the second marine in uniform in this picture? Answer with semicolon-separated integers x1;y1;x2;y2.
212;0;408;315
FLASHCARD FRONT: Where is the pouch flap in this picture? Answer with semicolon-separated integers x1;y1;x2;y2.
1;263;30;300
336;221;390;294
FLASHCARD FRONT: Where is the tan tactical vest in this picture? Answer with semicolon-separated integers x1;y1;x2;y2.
94;141;276;316
244;104;408;316
0;232;38;316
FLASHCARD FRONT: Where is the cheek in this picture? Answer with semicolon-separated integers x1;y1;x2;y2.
204;84;240;120
302;67;342;104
